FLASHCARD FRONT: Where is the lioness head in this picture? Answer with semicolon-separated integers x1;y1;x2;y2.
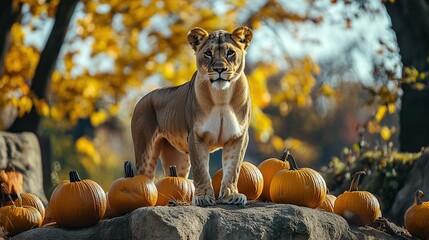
187;26;252;90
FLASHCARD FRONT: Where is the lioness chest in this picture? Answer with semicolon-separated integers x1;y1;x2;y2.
165;105;243;153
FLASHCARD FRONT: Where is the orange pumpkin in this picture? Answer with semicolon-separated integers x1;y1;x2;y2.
0;184;42;236
14;192;45;220
404;190;429;239
50;170;106;228
156;165;195;206
42;206;55;226
108;161;157;215
103;192;119;219
269;153;327;208
334;171;381;225
318;194;336;213
257;150;290;201
212;161;264;200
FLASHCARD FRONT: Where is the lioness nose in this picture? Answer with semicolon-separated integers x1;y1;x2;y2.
212;62;227;73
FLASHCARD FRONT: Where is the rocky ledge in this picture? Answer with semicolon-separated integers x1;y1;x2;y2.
13;201;412;240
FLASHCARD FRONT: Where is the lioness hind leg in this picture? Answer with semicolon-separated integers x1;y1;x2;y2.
160;140;191;178
131;99;161;180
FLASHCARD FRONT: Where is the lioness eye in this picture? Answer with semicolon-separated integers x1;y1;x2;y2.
204;51;212;58
227;50;235;57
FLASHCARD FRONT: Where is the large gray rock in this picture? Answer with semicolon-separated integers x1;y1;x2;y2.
13;202;410;240
387;152;429;225
0;131;48;205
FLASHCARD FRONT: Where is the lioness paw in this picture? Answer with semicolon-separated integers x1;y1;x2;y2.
193;194;216;207
219;193;247;205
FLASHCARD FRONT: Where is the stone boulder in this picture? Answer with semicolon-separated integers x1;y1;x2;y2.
387;152;429;225
13;202;411;240
0;131;48;205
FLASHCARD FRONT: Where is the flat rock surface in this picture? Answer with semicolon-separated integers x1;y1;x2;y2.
13;201;412;240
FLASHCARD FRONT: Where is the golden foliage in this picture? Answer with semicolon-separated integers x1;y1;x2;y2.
1;0;332;182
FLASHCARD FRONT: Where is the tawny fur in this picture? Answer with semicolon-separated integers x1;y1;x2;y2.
131;26;253;206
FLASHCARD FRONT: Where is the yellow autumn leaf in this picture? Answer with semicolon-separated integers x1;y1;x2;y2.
50;106;65;121
108;104;120;116
320;83;336;97
75;137;96;156
18;96;33;116
375;105;387;122
271;135;285;152
380;126;392;141
35;99;50;117
387;103;395;114
90;110;108;126
413;82;426;91
76;137;101;166
367;120;380;133
11;23;25;42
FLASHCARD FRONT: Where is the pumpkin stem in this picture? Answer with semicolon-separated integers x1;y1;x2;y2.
279;150;289;161
286;151;299;170
1;183;16;207
69;170;81;182
124;161;134;178
414;190;424;205
169;165;178;177
349;171;366;192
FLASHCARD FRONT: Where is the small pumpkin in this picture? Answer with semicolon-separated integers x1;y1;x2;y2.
212;161;264;200
404;190;429;239
334;171;381;225
156;165;195;206
0;184;42;236
318;194;337;213
14;192;45;220
257;150;290;201
50;170;107;228
108;161;157;215
269;152;327;208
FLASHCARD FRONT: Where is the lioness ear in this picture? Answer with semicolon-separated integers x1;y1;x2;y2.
232;26;253;50
187;27;209;52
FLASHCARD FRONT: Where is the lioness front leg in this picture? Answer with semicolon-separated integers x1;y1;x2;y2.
218;133;248;205
188;133;216;206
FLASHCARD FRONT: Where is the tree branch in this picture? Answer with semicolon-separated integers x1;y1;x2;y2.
8;0;79;133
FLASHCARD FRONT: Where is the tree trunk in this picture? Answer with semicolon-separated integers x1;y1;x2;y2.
385;0;429;152
7;0;79;134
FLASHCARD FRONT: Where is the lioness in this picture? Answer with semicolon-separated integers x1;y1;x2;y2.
131;26;252;206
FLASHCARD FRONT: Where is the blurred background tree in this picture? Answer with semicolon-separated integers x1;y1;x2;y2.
0;0;425;204
385;0;429;152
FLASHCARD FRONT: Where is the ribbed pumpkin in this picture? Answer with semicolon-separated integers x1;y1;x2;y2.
318;194;337;213
50;170;106;228
334;171;381;225
14;192;45;220
108;161;157;215
156;165;195;206
269;153;327;208
404;190;429;239
257;150;290;201
0;184;42;236
103;192;119;219
212;161;264;200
